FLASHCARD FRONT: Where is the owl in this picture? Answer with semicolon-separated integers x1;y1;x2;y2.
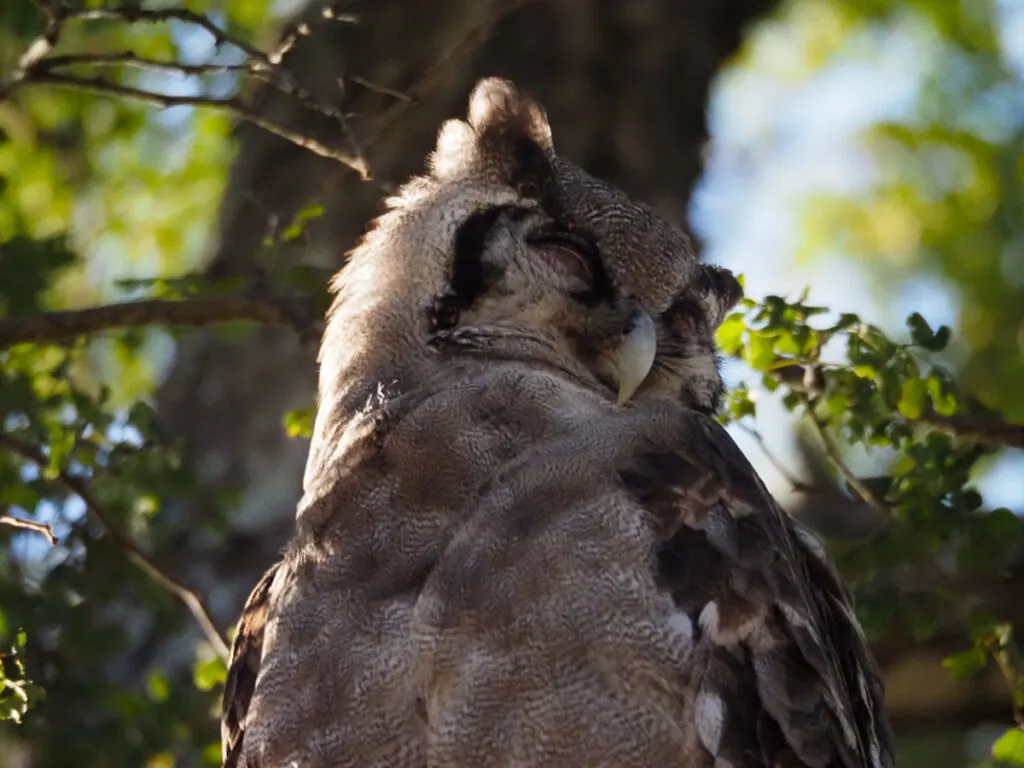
221;79;894;768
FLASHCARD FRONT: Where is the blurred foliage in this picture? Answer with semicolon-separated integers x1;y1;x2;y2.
1;0;1023;767
762;0;1024;420
1;0;272;764
0;632;42;724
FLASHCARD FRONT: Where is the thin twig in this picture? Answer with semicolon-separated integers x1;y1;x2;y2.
0;435;230;661
19;71;369;176
62;5;347;125
3;2;371;178
0;295;321;348
737;423;817;494
804;404;892;522
365;0;537;150
36;51;252;77
65;6;266;62
348;75;413;102
13;1;65;77
982;625;1024;727
0;514;57;546
270;3;359;64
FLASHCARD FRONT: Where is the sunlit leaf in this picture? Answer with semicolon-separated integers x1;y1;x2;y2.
993;728;1024;766
897;376;928;419
284;406;316;439
942;647;987;680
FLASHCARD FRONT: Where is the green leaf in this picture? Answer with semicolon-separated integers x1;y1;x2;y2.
992;728;1024;766
193;654;227;693
907;312;935;348
715;313;746;356
0;235;77;316
203;742;225;766
889;453;915;476
747;332;776;371
282;202;325;241
722;384;756;422
283;406;316;439
897;376;928;419
942;647;988;680
926;372;958;416
928;325;952;351
829;313;861;333
145;671;170;703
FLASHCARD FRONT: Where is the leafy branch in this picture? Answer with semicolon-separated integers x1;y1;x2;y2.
0;434;230;662
0;632;42;724
803;404;891;524
717;286;1024;740
770;362;1024;451
2;1;370;177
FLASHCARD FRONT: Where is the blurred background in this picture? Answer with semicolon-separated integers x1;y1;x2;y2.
1;0;1022;765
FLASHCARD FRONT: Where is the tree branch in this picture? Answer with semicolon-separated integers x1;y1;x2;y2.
3;1;370;178
918;410;1024;451
64;6;268;62
365;0;538;150
269;3;359;65
0;295;322;348
17;70;368;175
0;435;230;661
772;363;1024;451
0;514;57;546
35;51;252;77
804;403;893;525
737;422;819;495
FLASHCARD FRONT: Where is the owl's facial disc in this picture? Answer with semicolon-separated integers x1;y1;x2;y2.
589;308;657;405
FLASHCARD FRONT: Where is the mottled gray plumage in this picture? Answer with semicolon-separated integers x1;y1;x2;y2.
222;79;894;768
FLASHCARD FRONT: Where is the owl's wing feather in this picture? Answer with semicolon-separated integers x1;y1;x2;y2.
623;414;895;768
221;561;283;768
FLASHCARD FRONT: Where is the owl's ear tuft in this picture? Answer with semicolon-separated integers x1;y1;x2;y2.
467;78;553;151
430;78;553;197
471;79;554;199
430;119;480;178
695;265;744;329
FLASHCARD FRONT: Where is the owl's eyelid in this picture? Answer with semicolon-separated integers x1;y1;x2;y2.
533;242;593;284
526;231;599;286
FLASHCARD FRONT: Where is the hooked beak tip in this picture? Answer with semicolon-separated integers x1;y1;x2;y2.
615;310;657;405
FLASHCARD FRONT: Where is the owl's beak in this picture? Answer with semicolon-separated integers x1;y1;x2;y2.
614;310;657;405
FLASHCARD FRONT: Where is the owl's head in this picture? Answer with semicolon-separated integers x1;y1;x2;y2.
320;79;666;421
314;78;738;479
